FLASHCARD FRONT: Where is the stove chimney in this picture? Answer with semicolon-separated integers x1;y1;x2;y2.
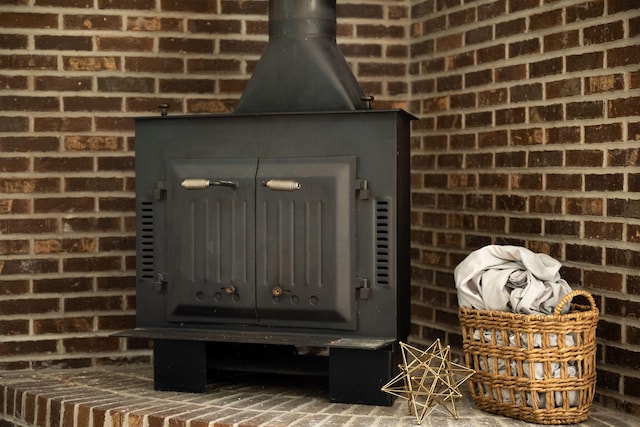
234;0;366;114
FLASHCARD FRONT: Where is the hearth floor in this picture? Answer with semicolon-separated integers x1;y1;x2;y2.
0;364;637;427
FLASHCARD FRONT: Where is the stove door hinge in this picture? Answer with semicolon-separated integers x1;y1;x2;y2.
355;179;369;200
154;272;168;293
154;181;166;201
356;278;371;300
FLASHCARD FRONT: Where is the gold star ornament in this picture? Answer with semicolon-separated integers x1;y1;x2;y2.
381;340;475;424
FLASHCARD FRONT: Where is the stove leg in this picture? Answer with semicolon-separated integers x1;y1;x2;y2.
153;339;207;393
329;345;396;406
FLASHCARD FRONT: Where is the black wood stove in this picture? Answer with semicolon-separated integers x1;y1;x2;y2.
120;0;414;406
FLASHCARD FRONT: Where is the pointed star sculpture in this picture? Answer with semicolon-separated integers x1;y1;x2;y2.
381;340;475;424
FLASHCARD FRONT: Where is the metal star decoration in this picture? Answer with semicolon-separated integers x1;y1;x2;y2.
381;340;475;424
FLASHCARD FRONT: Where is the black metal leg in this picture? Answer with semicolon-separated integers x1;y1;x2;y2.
153;339;207;393
329;345;397;406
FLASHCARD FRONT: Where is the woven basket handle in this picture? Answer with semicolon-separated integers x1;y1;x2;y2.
553;289;596;315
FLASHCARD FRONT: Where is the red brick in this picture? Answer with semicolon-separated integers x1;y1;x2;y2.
34;116;92;132
34;238;96;254
34;197;95;213
0;96;59;112
62;256;122;272
0;34;28;49
566;197;604;216
125;57;183;73
0;12;58;28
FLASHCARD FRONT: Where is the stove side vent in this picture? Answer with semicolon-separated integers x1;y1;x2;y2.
234;0;366;114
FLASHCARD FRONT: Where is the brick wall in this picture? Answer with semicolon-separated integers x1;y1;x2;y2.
0;0;410;368
1;0;639;417
409;0;640;415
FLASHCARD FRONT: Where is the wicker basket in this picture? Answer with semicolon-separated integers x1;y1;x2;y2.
458;290;599;425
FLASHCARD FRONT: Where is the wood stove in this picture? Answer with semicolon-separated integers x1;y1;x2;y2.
119;0;414;406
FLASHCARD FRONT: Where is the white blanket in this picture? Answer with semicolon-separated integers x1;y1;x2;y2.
454;245;572;315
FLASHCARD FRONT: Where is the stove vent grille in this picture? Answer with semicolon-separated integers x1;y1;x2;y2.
140;201;155;280
375;199;391;286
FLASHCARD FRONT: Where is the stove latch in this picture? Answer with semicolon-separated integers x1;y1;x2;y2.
357;278;371;300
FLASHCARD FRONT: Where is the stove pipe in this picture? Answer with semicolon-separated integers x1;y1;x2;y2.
234;0;366;114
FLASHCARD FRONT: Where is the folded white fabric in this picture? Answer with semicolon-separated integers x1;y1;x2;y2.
454;245;572;315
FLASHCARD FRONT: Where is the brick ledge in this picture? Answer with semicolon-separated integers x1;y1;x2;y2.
0;365;636;427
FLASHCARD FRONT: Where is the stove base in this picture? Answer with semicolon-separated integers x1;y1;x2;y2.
151;338;397;406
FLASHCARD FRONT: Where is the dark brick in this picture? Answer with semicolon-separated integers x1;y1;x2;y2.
465;25;492;45
97;77;154;93
510;83;542;102
496;18;525;38
495;107;525;125
496;195;526;212
546;78;581;99
529;195;562;214
496;64;526;82
0;96;59;112
530;9;563;31
546;174;582;191
584;21;624;45
544;31;580;52
607;247;640;269
530;57;562;78
585;221;623;240
478;88;507;106
0;34;28;49
567;1;605;23
436;75;462;91
477;44;505;64
508;38;540;58
530;104;563;122
511;128;542;145
509;218;541;235
608;199;640;219
478;130;508;147
97;0;155;9
609;97;640;118
0;54;57;70
567;52;604;71
547;126;581;144
567;101;604;119
566;149;603;167
566;197;603;216
465;69;492;87
0;12;57;28
546;220;580;237
495;151;526;168
35;35;92;51
529;150;563;167
465;111;492;127
465;152;492;169
478;0;506;20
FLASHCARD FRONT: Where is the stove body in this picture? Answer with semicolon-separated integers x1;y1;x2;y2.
123;0;413;406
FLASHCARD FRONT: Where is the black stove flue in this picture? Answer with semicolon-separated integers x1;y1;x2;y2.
235;0;365;113
118;0;414;406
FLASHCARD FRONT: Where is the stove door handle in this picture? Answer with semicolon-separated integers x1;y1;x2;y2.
181;179;238;190
263;179;301;191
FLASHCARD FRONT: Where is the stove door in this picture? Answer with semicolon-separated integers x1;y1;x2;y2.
165;158;257;324
255;156;357;330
